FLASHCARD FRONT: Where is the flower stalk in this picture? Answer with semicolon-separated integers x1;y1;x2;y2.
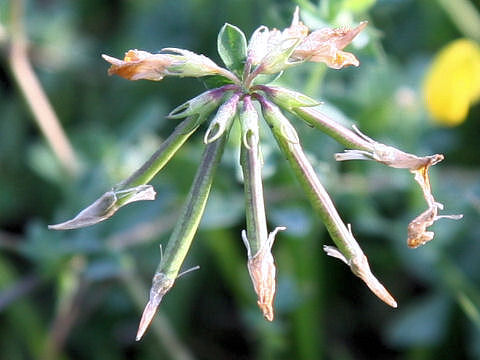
137;130;230;341
258;95;397;307
239;96;285;321
292;106;374;152
49;115;202;230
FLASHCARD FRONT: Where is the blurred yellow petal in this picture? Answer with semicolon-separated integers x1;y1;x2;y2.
423;39;480;126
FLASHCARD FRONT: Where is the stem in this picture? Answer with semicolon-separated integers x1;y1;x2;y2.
49;116;202;230
261;102;356;258
115;116;200;203
258;96;397;307
217;67;242;85
8;0;79;176
240;97;268;255
136;128;231;340
42;256;86;360
244;64;265;90
293;106;374;152
159;136;227;278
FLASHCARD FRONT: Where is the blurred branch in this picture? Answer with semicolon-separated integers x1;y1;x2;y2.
0;230;23;252
8;0;80;176
0;273;41;311
436;0;480;42
42;256;87;360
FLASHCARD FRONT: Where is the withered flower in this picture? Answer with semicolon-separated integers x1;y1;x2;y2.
292;21;368;69
102;50;180;81
50;7;460;341
245;7;308;76
407;160;463;248
103;48;230;81
334;125;462;248
242;228;285;321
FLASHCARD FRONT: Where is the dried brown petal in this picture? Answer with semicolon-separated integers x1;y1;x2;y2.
407;205;437;248
407;166;463;248
292;21;367;69
349;251;398;308
242;227;285;321
336;126;462;247
247;249;276;321
282;6;309;42
335;125;445;170
136;273;175;341
102;50;179;81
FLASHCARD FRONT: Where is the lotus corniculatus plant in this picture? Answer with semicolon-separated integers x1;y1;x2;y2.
49;8;462;340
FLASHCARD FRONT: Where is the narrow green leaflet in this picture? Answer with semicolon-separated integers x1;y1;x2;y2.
217;23;247;77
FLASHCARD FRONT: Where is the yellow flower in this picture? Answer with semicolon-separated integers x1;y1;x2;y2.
423;39;480;126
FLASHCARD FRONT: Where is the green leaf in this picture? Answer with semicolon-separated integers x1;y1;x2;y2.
202;75;235;89
217;23;247;76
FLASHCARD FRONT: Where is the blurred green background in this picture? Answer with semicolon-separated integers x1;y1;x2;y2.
1;0;479;359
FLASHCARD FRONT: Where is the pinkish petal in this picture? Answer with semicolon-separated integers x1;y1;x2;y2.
292;21;367;69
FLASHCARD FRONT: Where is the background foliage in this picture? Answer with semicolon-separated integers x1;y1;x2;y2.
1;0;479;359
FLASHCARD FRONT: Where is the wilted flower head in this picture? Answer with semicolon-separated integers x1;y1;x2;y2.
245;8;366;75
246;7;309;69
50;7;461;341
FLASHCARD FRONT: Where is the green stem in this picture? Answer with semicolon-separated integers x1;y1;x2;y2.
437;257;480;329
49;115;202;231
261;101;356;258
258;96;397;307
136;132;229;340
0;254;46;358
9;0;79;176
158;135;227;278
239;97;268;255
293;106;374;152
116;116;200;193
